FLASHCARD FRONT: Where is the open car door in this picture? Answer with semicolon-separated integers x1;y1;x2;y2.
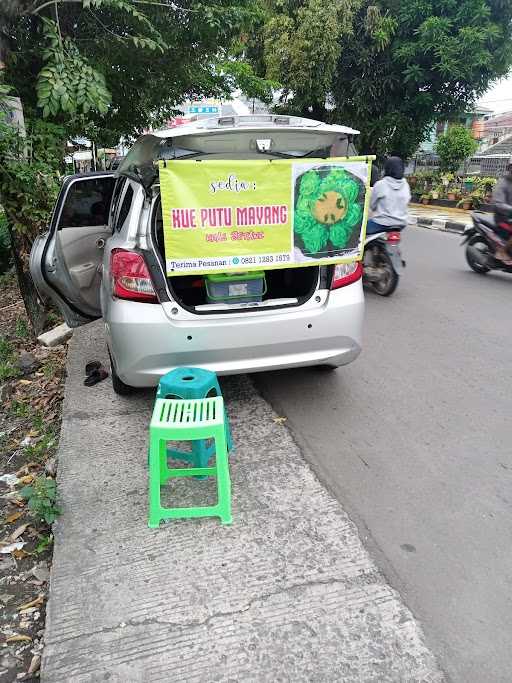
30;173;116;327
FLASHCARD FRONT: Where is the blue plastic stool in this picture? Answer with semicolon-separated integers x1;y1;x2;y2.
156;367;233;470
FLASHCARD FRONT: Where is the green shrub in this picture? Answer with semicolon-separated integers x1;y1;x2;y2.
0;211;12;273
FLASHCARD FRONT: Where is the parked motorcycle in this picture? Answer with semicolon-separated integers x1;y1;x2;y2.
462;212;512;275
363;229;405;296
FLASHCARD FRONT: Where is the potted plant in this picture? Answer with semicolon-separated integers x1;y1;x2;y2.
457;197;473;210
477;177;496;202
420;193;431;205
431;184;443;200
441;172;454;187
447;188;457;201
470;190;485;210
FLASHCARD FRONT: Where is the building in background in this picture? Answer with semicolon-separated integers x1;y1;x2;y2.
481;111;512;148
419;105;493;154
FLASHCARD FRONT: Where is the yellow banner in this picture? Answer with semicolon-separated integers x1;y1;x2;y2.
159;157;373;275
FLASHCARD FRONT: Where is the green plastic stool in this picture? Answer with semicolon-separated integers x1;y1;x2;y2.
148;397;232;528
157;367;234;463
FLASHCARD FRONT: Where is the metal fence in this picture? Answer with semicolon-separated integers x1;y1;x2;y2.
406;154;509;178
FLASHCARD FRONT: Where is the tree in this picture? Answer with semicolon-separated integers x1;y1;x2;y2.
0;109;63;333
261;0;360;119
255;0;512;158
0;0;270;333
1;1;269;142
435;125;478;173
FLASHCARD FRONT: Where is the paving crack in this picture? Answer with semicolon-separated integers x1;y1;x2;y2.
49;573;383;647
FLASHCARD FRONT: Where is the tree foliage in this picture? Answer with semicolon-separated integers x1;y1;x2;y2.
0;0;269;329
256;0;512;157
0;101;64;332
262;0;360;117
435;125;478;173
0;117;62;246
1;0;267;142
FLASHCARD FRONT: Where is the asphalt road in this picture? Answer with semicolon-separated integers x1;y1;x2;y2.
255;225;512;683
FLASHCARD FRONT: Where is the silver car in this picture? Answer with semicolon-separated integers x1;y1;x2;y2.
30;115;365;394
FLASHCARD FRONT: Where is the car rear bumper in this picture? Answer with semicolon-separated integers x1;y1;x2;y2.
104;281;364;386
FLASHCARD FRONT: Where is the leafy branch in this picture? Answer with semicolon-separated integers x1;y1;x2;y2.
26;0;168;118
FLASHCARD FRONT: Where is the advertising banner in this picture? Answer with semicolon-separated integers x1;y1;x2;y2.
159;157;373;275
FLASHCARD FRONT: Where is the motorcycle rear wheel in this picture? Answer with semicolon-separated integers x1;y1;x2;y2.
371;252;399;296
466;236;491;274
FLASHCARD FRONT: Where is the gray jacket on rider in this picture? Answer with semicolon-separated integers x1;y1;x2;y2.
493;174;512;223
370;176;411;227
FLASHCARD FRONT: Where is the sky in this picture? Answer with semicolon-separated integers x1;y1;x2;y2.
477;73;512;114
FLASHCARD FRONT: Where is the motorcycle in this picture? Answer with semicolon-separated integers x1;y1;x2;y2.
363;229;405;296
462;212;512;275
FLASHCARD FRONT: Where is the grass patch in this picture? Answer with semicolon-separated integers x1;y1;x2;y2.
15;316;30;339
0;335;21;381
24;427;57;462
42;358;60;379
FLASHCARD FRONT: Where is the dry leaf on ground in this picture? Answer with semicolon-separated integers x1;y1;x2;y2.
5;634;32;643
5;511;24;524
18;596;44;611
28;655;41;674
10;524;29;541
12;548;30;560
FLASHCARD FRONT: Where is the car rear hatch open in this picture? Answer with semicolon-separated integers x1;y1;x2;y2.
119;115;360;314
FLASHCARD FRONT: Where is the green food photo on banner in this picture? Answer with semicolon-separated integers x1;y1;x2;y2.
293;165;365;258
158;157;373;275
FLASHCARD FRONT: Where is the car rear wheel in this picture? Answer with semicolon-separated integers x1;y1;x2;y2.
108;349;135;395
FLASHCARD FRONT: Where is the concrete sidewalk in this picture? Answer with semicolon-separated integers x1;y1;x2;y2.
409;203;472;234
43;322;444;682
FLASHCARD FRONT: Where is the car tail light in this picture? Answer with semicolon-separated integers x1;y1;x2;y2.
386;231;401;242
110;249;158;303
331;262;363;290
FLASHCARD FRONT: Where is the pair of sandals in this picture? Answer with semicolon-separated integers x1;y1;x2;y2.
84;361;109;387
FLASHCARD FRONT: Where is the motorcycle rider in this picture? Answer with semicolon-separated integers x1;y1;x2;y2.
492;158;512;264
367;156;411;235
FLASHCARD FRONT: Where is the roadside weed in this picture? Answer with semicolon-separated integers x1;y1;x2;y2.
35;533;54;554
15;317;30;339
9;400;31;418
0;336;20;381
42;359;59;379
20;476;60;525
24;428;56;461
32;412;45;431
46;311;61;328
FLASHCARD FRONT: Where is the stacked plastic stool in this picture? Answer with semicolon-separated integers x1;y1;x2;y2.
148;396;232;527
156;367;233;468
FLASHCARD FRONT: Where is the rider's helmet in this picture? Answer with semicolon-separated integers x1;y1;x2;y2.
384;156;404;180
